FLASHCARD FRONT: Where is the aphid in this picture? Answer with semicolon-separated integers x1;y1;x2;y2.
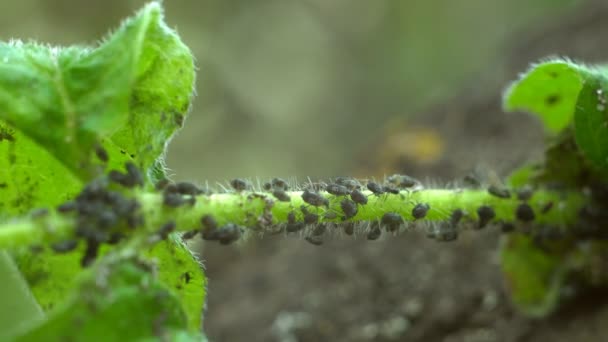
501;222;515;233
271;178;289;190
201;215;218;230
230;178;250;192
323;211;338;220
343;222;355;235
303;211;319;225
541;201;554;214
383;185;400;195
367;181;385;195
31;208;49;219
477;205;495;229
97;210;118;228
516;203;535;222
286;222;305;233
305;235;323;246
158;221;176;239
176;182;204;196
340;199;358;219
387;174;419;189
311;223;326;236
326;184;350;196
125;162;144;187
95;145;109;163
435;223;458;242
272;189;290;202
450;209;464;226
163;192;187;207
303;181;327;191
57;201;78;213
51;240;78;254
516;186;534;201
463;174;481;188
412;203;430;220
155;178;170;191
335;177;360;190
381;212;403;232
367;224;382;240
262;182;272;191
487;185;511;199
81;241;100;267
216;224;242;245
350;189;368;205
302;189;329;207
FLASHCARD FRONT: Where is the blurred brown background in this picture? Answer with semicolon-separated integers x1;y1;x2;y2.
5;0;608;341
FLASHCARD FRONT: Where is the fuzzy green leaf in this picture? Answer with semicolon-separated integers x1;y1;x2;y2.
503;60;586;133
10;254;197;342
573;75;608;170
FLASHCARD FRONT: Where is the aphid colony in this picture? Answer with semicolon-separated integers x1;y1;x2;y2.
45;155;561;259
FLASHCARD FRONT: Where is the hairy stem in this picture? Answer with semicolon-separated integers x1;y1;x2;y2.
0;187;587;249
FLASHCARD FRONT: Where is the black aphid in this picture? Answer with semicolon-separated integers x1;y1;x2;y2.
340;199;358;219
216;224;242;245
350;189;368;205
343;222;355;235
412;203;430;220
387;174;419;188
262;182;272;191
326;184;350;196
335;177;360;190
201;215;218;231
51;240;78;253
541;201;554;214
163;192;187;207
176;182;205;196
488;185;511;199
95;145;109;163
381;212;403;232
304;212;319;225
305;235;323;246
272;189;290;202
516;186;534;201
182;230;198;240
516;203;535;222
501;222;515;233
230;178;250;192
57;201;77;213
383;185;400;195
286;222;305;233
271;178;289;190
367;224;382;240
435;223;458;242
81;241;100;267
97;210;118;228
302;189;329;207
158;221;176;240
477;205;495;229
323;211;338;220
311;224;326;236
125;162;144;187
450;209;464;226
367;181;385;195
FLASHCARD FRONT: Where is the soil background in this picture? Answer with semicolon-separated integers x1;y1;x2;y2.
199;1;608;341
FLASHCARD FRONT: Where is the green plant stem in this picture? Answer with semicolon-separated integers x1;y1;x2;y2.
0;251;45;339
0;188;587;250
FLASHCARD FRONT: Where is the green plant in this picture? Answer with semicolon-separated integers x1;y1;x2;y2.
0;3;607;340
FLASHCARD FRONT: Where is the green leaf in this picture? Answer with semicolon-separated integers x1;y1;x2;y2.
10;254;194;342
573;75;608;169
503;60;586;133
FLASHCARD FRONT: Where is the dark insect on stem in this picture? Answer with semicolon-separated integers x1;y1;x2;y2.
81;241;100;267
381;212;403;232
125;162;144;187
158;221;176;240
201;215;218;231
326;184;350;196
340;199;358;219
163;192;187;207
343;222;355;235
230;178;250;192
272;189;290;202
311;224;326;236
487;185;511;199
541;201;554;214
412;203;430;220
302;189;329;207
155;178;170;191
271;178;289;190
367;181;385;195
516;186;534;201
383;185;400;195
262;182;272;191
350;189;368;205
367;223;382;240
305;235;323;246
477;205;495;229
216;224;242;245
334;177;360;190
387;174;419;188
51;240;78;254
304;212;319;225
450;209;464;226
175;182;205;196
435;223;458;242
95;144;109;163
323;211;338;220
516;203;535;222
182;230;199;240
